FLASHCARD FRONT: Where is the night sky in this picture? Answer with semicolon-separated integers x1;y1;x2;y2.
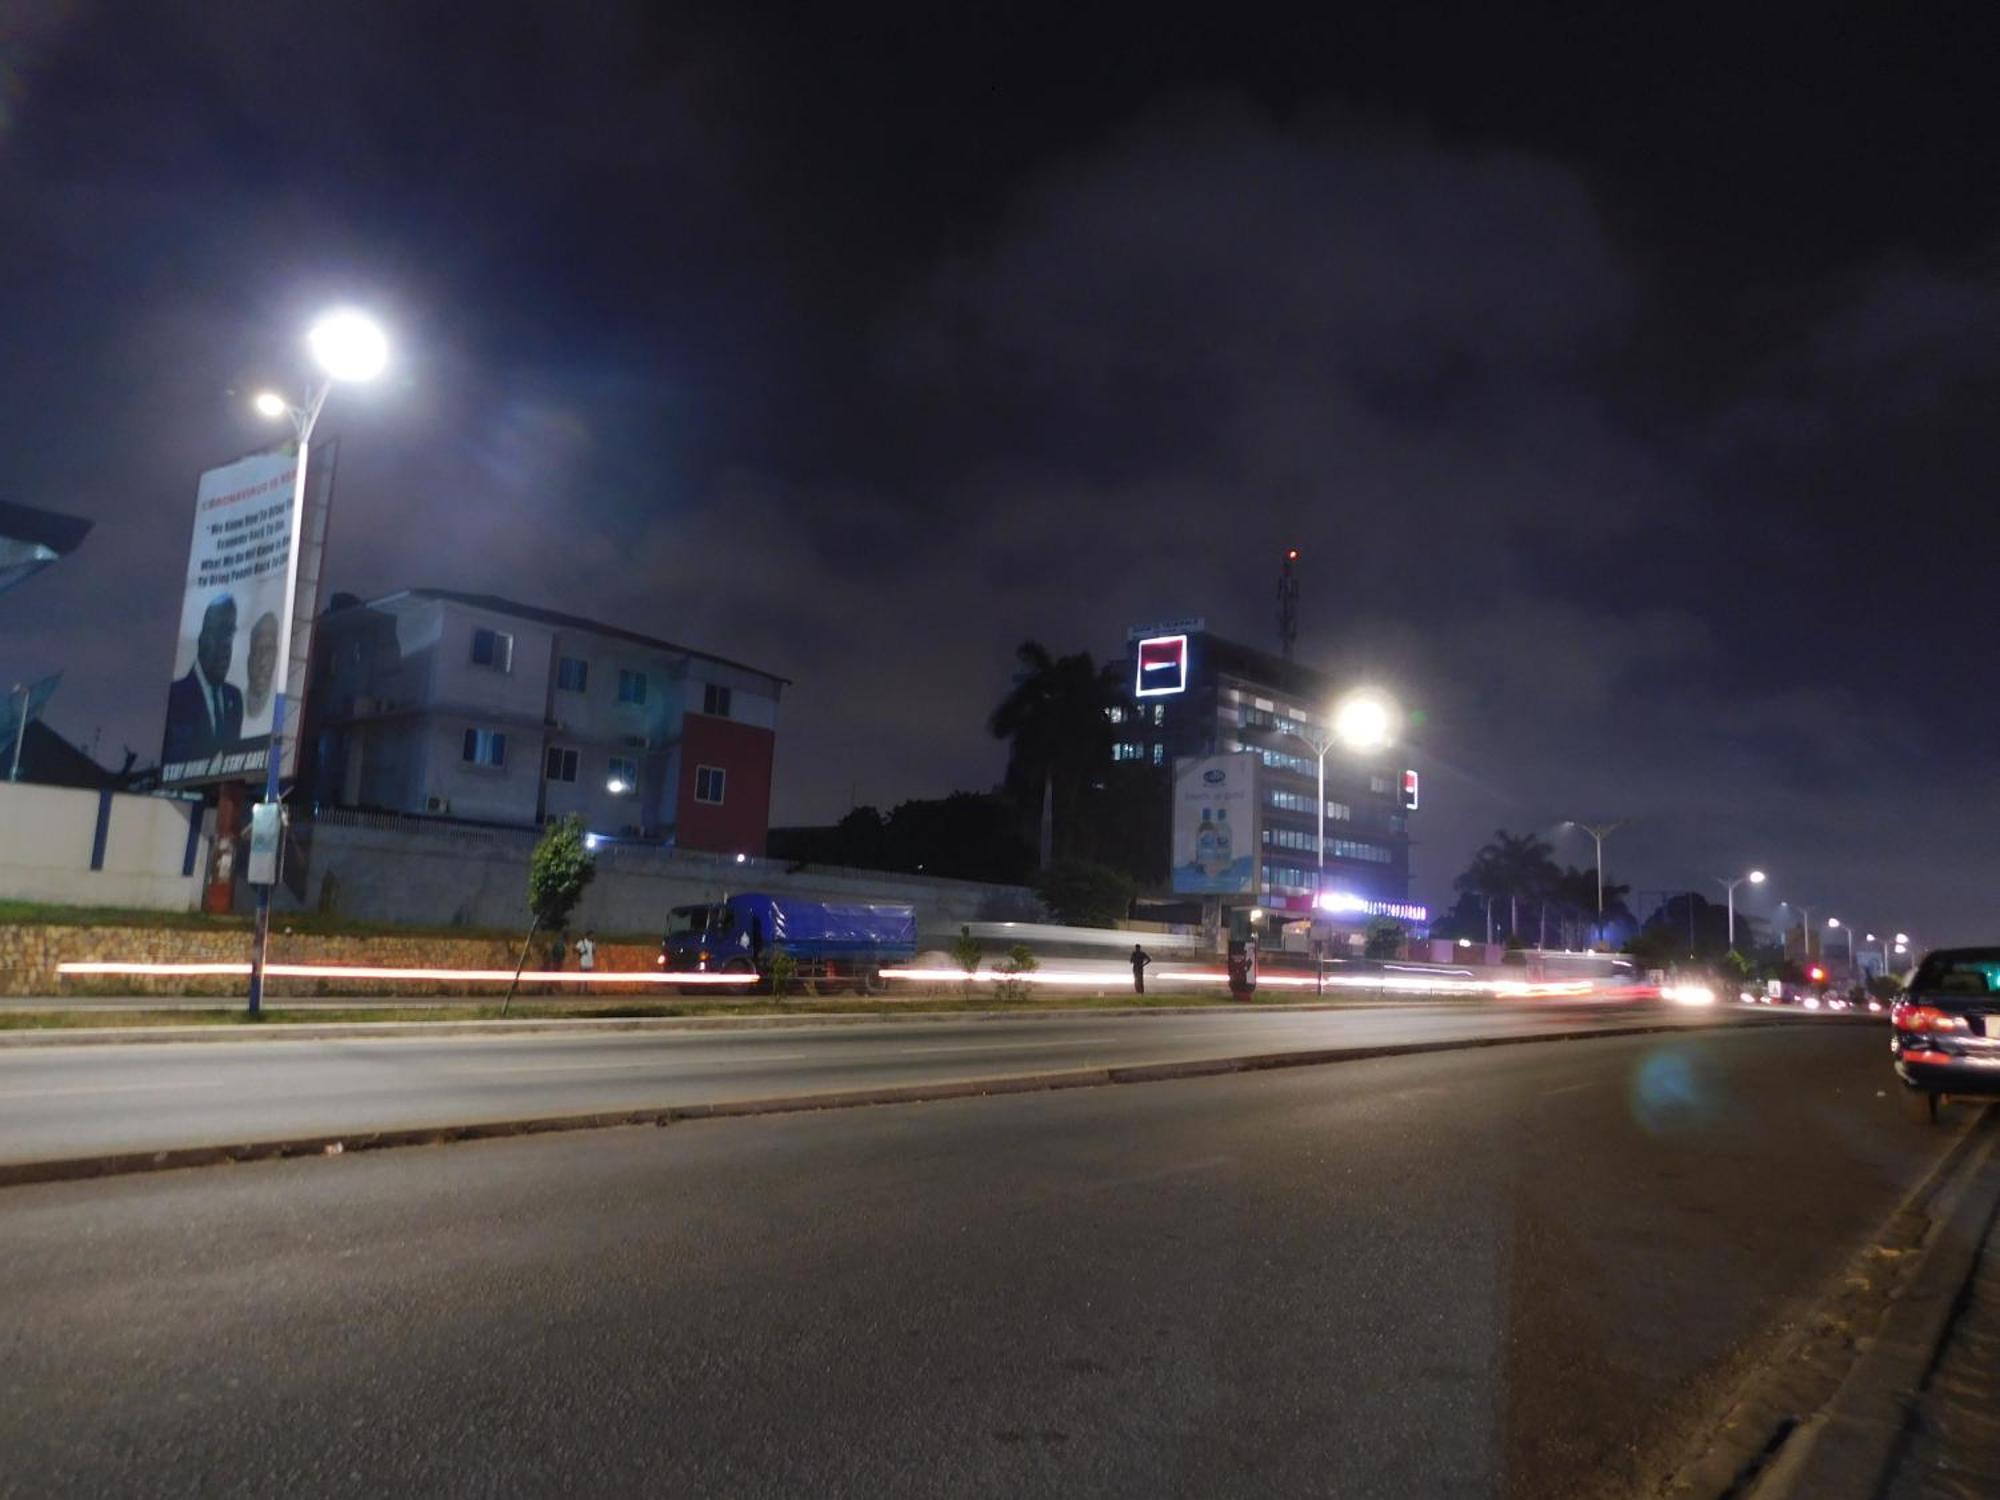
1;3;1994;939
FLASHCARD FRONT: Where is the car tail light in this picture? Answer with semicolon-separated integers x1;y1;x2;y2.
1891;1002;1969;1034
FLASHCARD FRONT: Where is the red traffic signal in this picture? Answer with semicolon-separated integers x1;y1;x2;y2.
1808;965;1826;983
1400;769;1419;811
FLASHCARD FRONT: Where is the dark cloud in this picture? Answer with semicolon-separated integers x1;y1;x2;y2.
1;6;1997;943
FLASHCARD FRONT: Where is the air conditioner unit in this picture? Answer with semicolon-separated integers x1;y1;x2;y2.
424;794;449;814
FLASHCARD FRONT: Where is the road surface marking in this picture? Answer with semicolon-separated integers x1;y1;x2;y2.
447;1053;814;1075
0;1078;227;1100
1543;1083;1594;1096
894;1038;1119;1055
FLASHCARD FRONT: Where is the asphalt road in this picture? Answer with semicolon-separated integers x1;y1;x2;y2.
0;999;1814;1164
0;1024;1948;1498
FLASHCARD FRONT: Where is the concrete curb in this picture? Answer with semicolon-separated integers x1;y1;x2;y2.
0;1016;1831;1191
1746;1112;2000;1500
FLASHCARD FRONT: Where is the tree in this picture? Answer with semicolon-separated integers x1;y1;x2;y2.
989;641;1128;867
1033;858;1136;928
503;815;597;1014
1363;917;1406;960
1452;830;1559;943
1551;865;1634;949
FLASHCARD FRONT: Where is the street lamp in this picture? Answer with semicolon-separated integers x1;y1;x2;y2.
1712;868;1766;949
242;307;389;1016
1280;688;1399;995
1564;820;1624;944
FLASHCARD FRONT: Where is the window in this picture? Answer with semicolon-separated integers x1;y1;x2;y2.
1152;704;1164;724
1112;742;1143;762
1369;774;1392;795
617;669;647;704
556;656;588;693
461;728;506;768
544;746;578;782
1106;706;1125;724
703;682;732;717
607;755;637;792
1258;747;1315;777
1151;743;1163;765
470;628;513;671
1262;827;1318;852
1330;838;1393;865
694;764;726;804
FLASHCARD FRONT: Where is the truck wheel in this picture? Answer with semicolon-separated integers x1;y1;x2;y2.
1900;1086;1939;1125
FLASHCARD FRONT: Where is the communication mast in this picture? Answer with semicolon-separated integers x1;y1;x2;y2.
1277;547;1299;660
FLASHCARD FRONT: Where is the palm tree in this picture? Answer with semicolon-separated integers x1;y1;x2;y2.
988;641;1127;866
1454;829;1559;942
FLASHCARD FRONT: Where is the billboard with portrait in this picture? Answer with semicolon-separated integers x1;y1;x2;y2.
159;446;333;787
1170;752;1261;896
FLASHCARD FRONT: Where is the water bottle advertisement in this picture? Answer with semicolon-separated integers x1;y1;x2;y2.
1170;752;1262;895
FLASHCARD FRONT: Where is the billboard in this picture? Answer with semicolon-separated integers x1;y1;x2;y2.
159;446;334;787
1170;752;1260;896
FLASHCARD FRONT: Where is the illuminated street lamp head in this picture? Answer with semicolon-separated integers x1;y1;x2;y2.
252;390;289;419
606;777;629;795
1332;689;1397;753
1747;869;1766;885
308;308;389;383
1895;932;1910;944
1826;917;1841;929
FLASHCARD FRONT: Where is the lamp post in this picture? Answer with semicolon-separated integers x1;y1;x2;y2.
1826;918;1856;976
243;309;388;1015
1564;820;1623;945
1283;689;1398;994
1711;868;1767;950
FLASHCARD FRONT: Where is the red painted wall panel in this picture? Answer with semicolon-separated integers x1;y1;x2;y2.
676;713;774;854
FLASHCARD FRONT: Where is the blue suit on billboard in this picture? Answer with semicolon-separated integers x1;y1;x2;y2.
164;668;242;764
163;593;243;767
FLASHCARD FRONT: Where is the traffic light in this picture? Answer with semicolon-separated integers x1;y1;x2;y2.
1400;769;1419;811
1808;965;1826;983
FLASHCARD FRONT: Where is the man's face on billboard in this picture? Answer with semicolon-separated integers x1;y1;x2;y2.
197;596;236;684
247;613;279;697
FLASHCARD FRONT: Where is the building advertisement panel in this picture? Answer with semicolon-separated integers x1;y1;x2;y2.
159;447;330;787
1170;752;1260;895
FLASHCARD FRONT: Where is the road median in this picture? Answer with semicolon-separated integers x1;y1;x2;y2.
0;1015;1848;1190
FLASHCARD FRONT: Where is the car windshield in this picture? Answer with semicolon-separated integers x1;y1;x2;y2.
1910;950;2000;995
666;907;714;936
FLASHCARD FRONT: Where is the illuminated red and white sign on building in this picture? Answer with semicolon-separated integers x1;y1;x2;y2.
1134;634;1189;697
1401;769;1420;810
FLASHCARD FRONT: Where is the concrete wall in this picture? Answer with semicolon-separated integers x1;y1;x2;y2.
266;811;1040;937
0;782;206;911
0;924;663;998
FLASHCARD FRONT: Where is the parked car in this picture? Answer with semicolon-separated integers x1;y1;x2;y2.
1890;947;2000;1123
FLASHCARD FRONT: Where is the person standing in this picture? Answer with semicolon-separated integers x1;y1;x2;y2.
576;930;596;996
1129;943;1152;995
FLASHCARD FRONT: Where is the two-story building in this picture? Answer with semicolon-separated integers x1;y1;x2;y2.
304;589;786;854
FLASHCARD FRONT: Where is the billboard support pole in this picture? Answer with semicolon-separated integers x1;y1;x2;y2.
8;682;26;781
246;384;328;1018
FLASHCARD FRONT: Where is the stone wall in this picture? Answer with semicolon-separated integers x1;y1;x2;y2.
0;923;662;998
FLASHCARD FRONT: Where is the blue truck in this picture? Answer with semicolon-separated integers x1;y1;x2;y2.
658;892;918;993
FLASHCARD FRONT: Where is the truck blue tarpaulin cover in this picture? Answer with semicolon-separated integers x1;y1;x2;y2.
734;895;917;957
